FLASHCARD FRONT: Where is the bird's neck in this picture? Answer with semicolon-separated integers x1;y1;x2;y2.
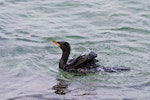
59;51;70;69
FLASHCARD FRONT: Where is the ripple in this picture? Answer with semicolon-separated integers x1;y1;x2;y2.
117;27;150;34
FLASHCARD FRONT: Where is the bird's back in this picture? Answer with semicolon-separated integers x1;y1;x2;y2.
64;51;99;73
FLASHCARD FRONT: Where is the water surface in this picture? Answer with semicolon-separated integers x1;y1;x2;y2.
0;0;150;100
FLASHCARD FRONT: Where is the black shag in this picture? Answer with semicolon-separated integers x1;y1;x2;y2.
52;40;130;74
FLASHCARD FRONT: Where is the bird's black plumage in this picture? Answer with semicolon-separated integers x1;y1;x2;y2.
52;40;130;74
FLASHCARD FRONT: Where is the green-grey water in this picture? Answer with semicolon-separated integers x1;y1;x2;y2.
0;0;150;100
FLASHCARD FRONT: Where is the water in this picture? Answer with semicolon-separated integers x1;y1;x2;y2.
0;0;150;100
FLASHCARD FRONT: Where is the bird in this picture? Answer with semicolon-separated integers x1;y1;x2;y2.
52;40;130;74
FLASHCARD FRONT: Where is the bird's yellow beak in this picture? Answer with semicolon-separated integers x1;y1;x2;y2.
51;40;61;47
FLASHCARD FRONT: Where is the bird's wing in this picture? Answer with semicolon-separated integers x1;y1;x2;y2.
67;51;98;69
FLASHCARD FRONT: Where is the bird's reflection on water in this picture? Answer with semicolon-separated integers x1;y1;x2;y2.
52;70;86;95
52;78;71;95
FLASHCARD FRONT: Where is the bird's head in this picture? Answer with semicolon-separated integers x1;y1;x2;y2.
52;40;71;52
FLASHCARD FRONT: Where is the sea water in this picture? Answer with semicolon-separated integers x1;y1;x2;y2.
0;0;150;100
